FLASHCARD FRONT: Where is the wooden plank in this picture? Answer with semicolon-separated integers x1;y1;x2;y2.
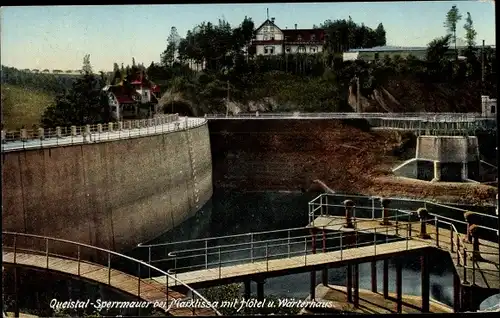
2;251;216;316
152;240;429;286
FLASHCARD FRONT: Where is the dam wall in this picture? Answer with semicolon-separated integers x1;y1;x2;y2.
1;119;213;255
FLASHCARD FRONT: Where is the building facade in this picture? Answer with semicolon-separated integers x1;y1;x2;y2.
102;71;161;120
251;18;325;56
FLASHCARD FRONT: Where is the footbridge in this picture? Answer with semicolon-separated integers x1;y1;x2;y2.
138;194;499;313
204;112;496;134
1;232;221;316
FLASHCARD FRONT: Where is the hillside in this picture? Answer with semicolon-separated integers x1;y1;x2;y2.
209;119;497;205
1;84;55;130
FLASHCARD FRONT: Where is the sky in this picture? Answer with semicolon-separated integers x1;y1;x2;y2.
0;1;496;72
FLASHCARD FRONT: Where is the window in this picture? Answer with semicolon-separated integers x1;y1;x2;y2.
286;46;291;53
492;105;496;114
297;35;302;41
298;46;306;53
265;46;274;55
264;48;268;54
271;36;275;40
311;34;316;41
310;46;317;53
263;34;269;40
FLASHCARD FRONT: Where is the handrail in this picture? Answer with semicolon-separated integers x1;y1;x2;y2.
163;223;410;277
1;231;222;316
1;115;208;152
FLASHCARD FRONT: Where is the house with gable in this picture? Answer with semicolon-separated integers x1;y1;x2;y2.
102;70;161;120
251;17;326;56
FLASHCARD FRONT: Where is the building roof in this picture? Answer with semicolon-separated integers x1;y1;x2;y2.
255;19;282;33
106;85;139;104
282;29;325;43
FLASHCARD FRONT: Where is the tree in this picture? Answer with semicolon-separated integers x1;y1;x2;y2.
82;54;93;74
463;12;477;48
41;54;107;127
444;5;462;58
161;27;181;67
375;23;387;46
426;34;452;79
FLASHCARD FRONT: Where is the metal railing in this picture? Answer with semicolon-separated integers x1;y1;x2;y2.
141;220;412;279
308;193;500;286
1;231;222;316
204;112;490;120
1;115;208;152
204;112;496;134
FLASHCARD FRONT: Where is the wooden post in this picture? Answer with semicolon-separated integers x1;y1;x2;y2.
322;229;328;286
244;280;251;299
396;258;402;313
453;273;461;312
421;254;430;313
343;200;355;228
371;261;377;292
353;264;359;308
380;198;392;225
383;259;389;299
417;208;431;239
347;265;353;303
310;271;316;300
256;280;265;301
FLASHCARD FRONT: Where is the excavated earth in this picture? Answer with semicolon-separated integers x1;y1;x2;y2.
209;119;497;205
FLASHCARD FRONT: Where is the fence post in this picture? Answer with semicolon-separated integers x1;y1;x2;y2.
456;236;460;266
304;237;307;265
374;227;377;255
148;247;152;278
287;230;291;257
71;126;77;137
266;242;269;271
340;232;343;260
77;245;81;276
55;127;62;138
218;247;222;279
435;216;439;247
108;253;111;284
205;241;208;269
138;263;141;296
45;238;49;268
38;128;45;140
450;224;454;253
251;233;254;263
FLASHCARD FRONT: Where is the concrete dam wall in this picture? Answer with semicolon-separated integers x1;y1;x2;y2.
2;122;213;254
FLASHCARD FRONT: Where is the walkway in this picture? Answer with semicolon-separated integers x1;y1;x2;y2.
1;232;220;316
151;239;430;288
307;193;499;290
1;115;206;153
141;193;498;291
205;112;496;134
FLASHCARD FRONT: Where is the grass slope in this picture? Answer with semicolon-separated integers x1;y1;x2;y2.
1;84;55;130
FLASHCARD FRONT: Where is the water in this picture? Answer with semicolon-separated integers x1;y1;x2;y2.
129;190;457;307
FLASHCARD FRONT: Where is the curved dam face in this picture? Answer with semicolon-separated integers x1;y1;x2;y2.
1;122;212;253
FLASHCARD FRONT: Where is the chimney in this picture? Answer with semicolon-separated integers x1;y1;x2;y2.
271;17;275;23
294;24;297;30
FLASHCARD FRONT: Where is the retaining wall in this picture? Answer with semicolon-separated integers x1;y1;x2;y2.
1;122;212;255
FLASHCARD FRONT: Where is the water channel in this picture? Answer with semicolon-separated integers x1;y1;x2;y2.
127;190;484;308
